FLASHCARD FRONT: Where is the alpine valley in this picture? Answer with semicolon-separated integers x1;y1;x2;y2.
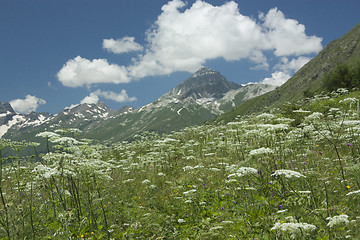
0;67;275;148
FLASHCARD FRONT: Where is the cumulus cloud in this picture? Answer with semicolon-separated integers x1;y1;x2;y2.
80;92;99;104
80;89;137;104
261;56;311;86
10;95;46;114
261;71;291;86
57;56;130;88
128;0;268;78
57;0;323;87
103;37;143;54
275;56;311;72
260;8;323;56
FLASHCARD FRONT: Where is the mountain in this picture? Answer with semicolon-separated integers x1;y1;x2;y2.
1;67;274;145
214;22;360;123
82;67;274;143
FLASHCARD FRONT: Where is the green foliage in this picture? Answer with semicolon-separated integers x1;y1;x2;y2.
323;61;360;91
1;90;360;239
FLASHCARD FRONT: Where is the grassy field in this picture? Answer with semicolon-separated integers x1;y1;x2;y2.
0;88;360;239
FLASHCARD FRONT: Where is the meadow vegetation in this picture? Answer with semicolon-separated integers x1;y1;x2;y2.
0;88;360;239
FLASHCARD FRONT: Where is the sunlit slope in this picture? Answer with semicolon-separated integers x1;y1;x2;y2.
214;22;360;124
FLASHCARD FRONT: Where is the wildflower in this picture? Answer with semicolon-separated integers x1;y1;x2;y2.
183;189;197;195
142;179;150;184
249;147;274;156
327;214;349;227
209;226;223;231
271;220;316;238
293;109;311;113
346;189;360;196
271;169;306;178
305;112;323;121
346;185;351;189
35;131;60;139
178;219;185;223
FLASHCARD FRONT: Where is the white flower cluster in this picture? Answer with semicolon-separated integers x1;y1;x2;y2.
327;214;349;227
305;112;324;121
258;124;289;131
183;189;197;195
35;131;60;139
256;113;276;120
340;97;358;104
271;222;316;235
227;166;258;178
249;147;274;156
293;109;311;113
271;169;306;178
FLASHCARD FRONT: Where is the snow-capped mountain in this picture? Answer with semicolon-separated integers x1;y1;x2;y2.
1;67;275;145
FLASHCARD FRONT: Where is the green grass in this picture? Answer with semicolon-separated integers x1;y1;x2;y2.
0;89;360;239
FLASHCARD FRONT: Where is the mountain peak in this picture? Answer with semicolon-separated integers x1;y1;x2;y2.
170;67;239;100
192;66;217;78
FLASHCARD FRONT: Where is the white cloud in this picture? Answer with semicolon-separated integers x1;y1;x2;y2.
128;1;322;79
93;89;137;102
10;95;46;114
275;56;311;72
260;8;323;56
80;89;137;104
128;0;268;78
261;71;291;86
103;37;143;54
80;92;99;104
57;1;323;87
57;56;130;88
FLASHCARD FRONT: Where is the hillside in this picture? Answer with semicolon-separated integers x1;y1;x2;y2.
214;22;360;123
1;87;359;239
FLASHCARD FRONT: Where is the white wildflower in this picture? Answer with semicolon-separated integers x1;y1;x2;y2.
178;219;185;223
122;178;135;183
157;172;165;176
305;112;323;121
293;109;311;113
35;131;60;138
221;221;234;224
209;226;223;231
51;137;84;145
271;222;316;236
183;189;197;195
249;147;274;156
183;166;194;171
327;214;349;227
346;189;360;196
272;169;306;178
256;113;276;120
340;97;358;104
142;179;150;184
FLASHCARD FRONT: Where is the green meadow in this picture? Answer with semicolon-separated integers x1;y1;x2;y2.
1;88;360;239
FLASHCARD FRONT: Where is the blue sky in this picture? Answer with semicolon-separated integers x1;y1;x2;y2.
1;0;359;114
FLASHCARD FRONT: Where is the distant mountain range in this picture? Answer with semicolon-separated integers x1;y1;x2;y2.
0;67;275;147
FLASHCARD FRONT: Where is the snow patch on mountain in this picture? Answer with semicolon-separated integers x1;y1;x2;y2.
0;115;26;138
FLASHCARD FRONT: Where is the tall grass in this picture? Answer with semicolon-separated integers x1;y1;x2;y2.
0;88;359;239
